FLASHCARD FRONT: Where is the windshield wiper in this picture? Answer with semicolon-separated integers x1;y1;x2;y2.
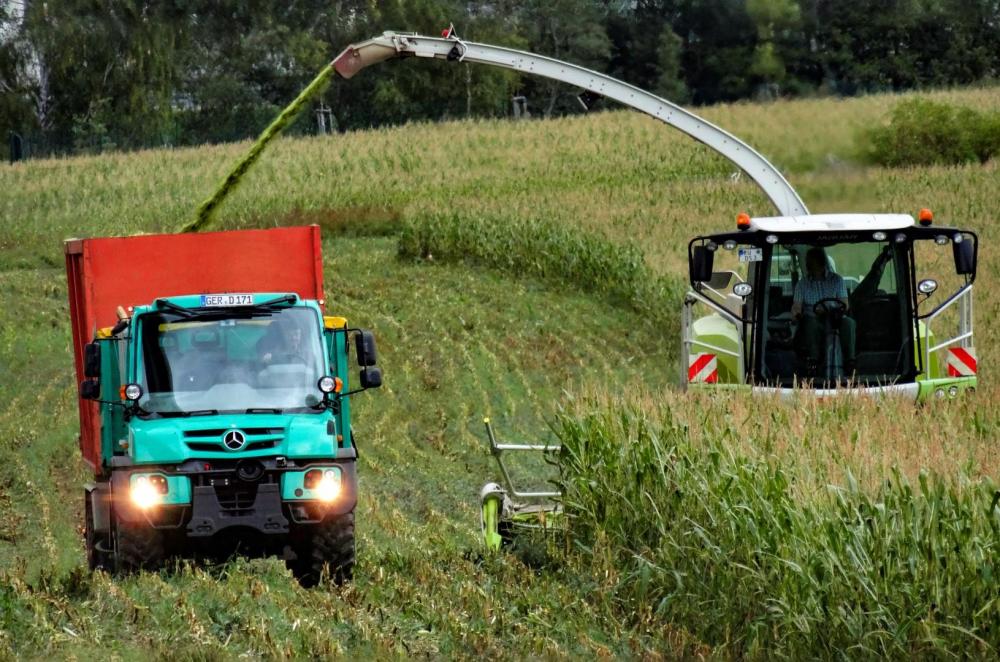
246;407;283;414
251;294;297;310
147;409;218;418
154;298;196;318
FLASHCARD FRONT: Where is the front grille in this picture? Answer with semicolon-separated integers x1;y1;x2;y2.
183;427;283;438
182;427;285;453
245;439;279;452
184;429;226;438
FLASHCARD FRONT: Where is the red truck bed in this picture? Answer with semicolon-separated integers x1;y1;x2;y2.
65;225;325;473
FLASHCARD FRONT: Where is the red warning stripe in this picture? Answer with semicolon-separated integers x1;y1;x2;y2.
688;353;718;383
947;347;977;377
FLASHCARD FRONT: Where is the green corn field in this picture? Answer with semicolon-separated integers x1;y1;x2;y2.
1;83;999;657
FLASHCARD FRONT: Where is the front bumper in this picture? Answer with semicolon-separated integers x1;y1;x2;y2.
109;457;357;537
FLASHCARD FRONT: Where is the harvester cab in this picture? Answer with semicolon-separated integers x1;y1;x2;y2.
67;226;382;585
682;211;978;400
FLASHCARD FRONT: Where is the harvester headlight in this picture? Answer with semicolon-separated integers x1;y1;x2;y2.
130;474;167;509
872;231;887;241
917;279;938;295
935;235;949;246
318;375;341;394
723;240;737;251
934;388;946;399
765;234;779;244
122;383;143;401
948;385;959;397
953;233;964;244
895;233;907;243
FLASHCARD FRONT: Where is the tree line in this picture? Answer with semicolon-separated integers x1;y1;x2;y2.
2;0;999;158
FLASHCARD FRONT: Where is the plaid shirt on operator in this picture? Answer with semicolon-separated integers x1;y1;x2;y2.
793;271;847;314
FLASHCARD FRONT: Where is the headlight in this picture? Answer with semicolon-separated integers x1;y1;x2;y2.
317;470;341;502
317;375;342;394
304;468;342;502
122;383;143;401
130;474;167;509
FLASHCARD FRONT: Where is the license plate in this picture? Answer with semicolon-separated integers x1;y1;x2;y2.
738;248;763;263
200;293;254;307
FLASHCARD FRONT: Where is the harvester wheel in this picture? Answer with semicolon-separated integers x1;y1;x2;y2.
114;517;166;573
289;511;355;588
84;494;112;571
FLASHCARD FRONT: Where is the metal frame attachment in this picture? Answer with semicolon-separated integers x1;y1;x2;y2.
484;418;560;500
920;284;974;374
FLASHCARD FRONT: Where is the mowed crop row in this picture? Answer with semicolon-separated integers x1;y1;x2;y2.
1;83;999;657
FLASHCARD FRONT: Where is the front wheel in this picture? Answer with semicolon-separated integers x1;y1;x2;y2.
114;515;166;574
288;511;355;588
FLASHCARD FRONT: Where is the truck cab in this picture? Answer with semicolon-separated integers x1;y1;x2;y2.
67;227;381;584
682;212;978;400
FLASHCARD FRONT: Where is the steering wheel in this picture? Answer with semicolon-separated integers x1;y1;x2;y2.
813;298;847;316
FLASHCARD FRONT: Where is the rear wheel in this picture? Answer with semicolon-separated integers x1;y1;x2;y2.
289;511;355;588
114;515;166;574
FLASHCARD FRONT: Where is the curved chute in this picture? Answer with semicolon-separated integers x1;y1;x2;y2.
333;31;809;217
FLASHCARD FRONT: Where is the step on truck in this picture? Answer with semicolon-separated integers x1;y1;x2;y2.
66;225;382;585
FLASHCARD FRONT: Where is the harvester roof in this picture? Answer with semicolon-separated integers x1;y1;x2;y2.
748;214;915;233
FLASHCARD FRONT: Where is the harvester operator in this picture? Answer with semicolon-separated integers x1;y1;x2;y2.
791;246;857;373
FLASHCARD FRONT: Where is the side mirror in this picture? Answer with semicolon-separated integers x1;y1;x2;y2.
691;245;714;283
80;379;100;400
954;238;975;276
355;330;378;367
359;367;382;389
84;342;101;378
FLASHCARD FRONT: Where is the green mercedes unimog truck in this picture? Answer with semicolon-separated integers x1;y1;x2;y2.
66;226;381;585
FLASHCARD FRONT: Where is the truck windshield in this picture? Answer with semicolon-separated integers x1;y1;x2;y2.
137;307;326;414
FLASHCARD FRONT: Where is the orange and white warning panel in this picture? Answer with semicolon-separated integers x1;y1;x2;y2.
946;347;977;377
688;353;718;383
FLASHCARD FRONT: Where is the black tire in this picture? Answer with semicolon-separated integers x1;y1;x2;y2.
84;493;112;571
114;516;166;574
289;511;355;588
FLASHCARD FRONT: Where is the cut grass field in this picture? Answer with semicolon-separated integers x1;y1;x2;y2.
1;83;999;657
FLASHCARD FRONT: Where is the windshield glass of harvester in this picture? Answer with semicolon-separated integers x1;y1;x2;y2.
761;240;910;385
138;307;325;414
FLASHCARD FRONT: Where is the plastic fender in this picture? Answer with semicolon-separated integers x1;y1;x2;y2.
690;313;741;384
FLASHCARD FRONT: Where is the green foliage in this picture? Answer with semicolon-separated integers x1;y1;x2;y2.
555;400;1000;657
397;212;684;325
5;0;1000;156
863;99;1000;167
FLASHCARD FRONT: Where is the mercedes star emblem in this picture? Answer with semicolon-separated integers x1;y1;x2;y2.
223;430;247;451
